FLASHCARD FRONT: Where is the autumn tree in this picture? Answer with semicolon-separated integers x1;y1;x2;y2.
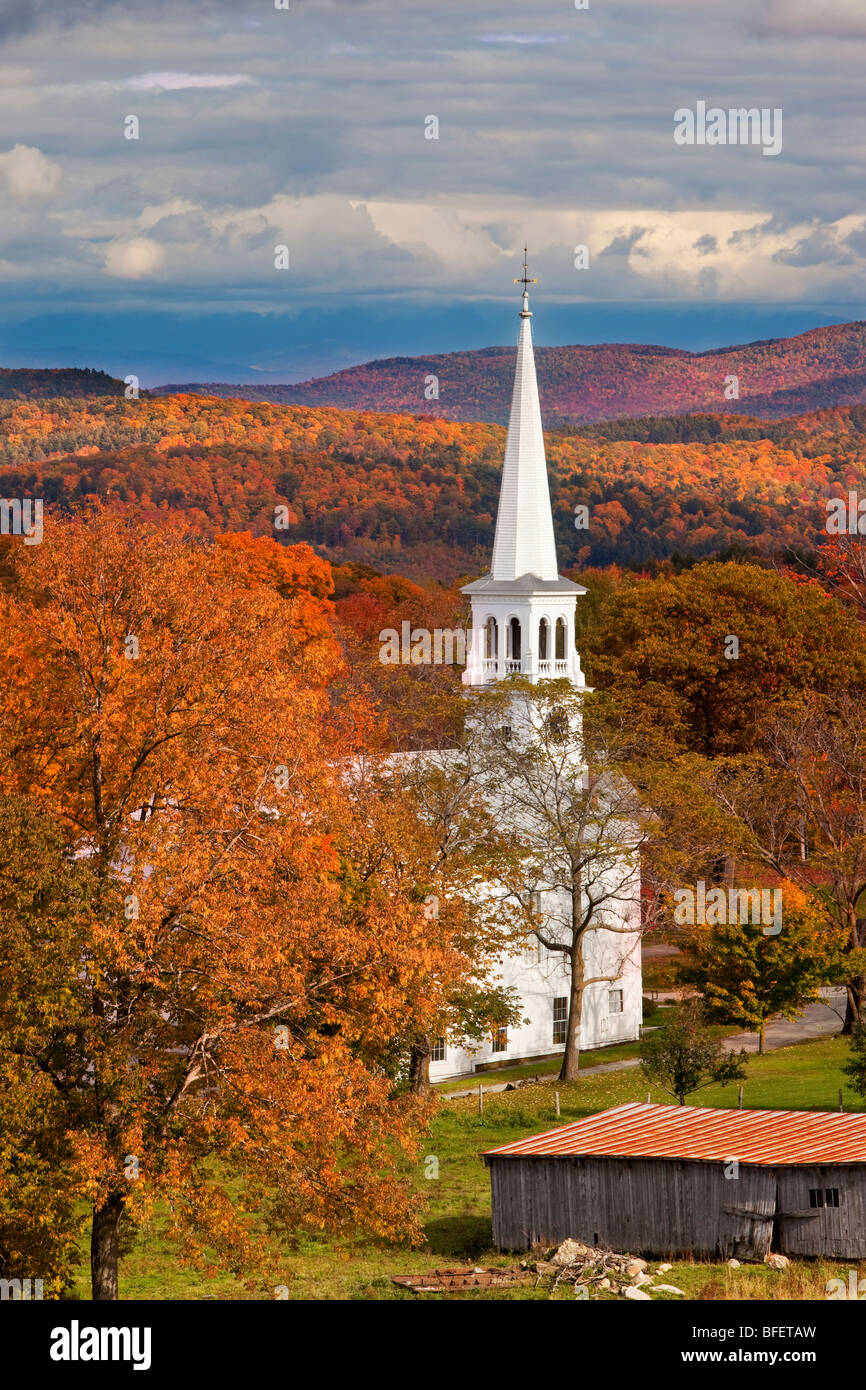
0;507;485;1299
703;693;866;1031
816;533;866;624
676;884;849;1053
583;562;866;756
330;564;468;751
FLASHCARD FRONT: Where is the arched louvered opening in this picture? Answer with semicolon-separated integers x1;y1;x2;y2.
484;616;498;659
555;617;567;662
538;617;549;660
507;617;522;669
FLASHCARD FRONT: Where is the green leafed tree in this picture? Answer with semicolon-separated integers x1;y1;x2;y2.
842;1020;866;1098
676;883;850;1053
640;999;748;1105
0;795;91;1296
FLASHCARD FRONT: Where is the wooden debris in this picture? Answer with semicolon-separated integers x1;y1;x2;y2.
535;1240;675;1299
391;1266;533;1293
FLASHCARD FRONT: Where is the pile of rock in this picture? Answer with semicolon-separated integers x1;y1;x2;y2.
532;1239;686;1300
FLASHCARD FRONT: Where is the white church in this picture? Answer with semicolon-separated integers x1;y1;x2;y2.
427;256;643;1081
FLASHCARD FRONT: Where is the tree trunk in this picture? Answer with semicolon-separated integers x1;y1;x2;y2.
559;936;584;1082
843;980;865;1035
91;1194;124;1301
842;913;866;1035
758;1023;765;1055
409;1036;432;1097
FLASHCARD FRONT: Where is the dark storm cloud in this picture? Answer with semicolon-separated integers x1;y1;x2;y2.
694;234;718;256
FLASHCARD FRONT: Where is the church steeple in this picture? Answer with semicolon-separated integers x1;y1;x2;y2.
462;250;586;688
490;249;559;583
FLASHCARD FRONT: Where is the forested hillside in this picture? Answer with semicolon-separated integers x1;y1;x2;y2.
1;391;863;579
154;320;866;425
0;367;125;399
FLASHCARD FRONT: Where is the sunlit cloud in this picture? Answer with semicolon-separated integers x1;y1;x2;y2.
126;71;255;91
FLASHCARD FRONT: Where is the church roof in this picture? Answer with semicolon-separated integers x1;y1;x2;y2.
489;278;560;584
461;572;585;596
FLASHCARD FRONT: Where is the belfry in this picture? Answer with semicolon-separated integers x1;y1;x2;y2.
462;250;587;688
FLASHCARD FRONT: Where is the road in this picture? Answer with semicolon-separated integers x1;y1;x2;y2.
720;986;847;1054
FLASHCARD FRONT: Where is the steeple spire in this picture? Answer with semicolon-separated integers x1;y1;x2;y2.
462;251;587;690
489;247;558;583
514;244;537;317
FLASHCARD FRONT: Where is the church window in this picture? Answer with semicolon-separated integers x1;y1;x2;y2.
538;617;549;660
555;617;567;661
529;890;542;913
499;725;512;743
507;617;522;661
492;1026;508;1054
608;989;623;1015
553;997;568;1044
484;616;498;659
431;1037;447;1063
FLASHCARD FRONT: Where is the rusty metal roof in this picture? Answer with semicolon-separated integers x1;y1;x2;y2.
484;1102;866;1166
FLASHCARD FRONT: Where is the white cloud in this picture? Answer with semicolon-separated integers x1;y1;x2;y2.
0;143;60;201
102;236;164;279
479;33;569;45
126;72;254;91
757;0;866;36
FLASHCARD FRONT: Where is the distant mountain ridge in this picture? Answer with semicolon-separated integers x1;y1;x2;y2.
153;320;866;425
0;366;125;400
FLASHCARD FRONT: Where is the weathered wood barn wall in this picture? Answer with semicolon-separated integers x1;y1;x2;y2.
485;1103;866;1259
488;1154;777;1259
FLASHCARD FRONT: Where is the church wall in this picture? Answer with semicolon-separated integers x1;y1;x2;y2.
429;881;643;1081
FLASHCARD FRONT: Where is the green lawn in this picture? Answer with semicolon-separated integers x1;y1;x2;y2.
78;1034;866;1301
434;1040;643;1093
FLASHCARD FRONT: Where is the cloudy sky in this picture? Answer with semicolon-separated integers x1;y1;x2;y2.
0;0;864;382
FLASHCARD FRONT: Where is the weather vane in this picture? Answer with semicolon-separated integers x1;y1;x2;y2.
514;245;537;293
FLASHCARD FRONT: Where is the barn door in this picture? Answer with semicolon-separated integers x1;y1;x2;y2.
721;1170;775;1259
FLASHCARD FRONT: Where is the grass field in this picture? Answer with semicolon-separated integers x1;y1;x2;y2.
76;1034;866;1301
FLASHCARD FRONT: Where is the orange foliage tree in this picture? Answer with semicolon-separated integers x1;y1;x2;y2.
0;507;487;1299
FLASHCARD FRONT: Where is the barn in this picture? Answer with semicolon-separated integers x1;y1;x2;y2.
484;1101;866;1259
